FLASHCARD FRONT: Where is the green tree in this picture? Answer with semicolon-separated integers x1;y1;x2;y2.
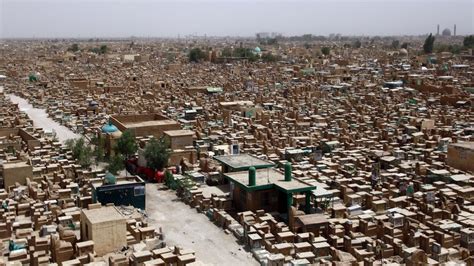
232;47;258;61
91;136;106;163
107;155;125;175
438;44;463;54
423;33;436;54
90;45;108;54
449;45;463;54
65;139;75;150
100;45;108;54
144;137;170;172
68;43;79;52
65;138;93;168
401;42;409;49
353;39;362;49
221;47;232;57
261;53;280;62
115;130;137;159
321;47;330;56
164;170;175;188
463;35;474;48
391;40;400;49
189;48;206;62
266;38;278;45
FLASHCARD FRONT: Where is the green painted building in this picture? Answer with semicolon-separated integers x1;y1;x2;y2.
215;155;315;214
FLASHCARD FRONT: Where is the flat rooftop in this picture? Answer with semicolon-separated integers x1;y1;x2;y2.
122;120;178;128
91;176;145;189
199;184;230;198
224;168;315;193
296;213;329;226
82;206;125;224
450;141;474;150
164;129;194;137
111;113;179;129
219;101;254;107
214;154;275;171
2;161;31;169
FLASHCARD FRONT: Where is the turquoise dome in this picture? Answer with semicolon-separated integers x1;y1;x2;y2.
102;122;118;133
254;47;261;53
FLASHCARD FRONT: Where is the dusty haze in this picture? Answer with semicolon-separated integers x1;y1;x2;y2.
1;0;473;38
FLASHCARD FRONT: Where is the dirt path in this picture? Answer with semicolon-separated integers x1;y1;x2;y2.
8;94;79;142
146;183;257;266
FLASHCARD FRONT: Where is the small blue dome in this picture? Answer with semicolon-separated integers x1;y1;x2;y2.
102;122;118;133
254;47;261;53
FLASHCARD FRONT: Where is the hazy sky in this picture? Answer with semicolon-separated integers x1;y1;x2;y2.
1;0;473;38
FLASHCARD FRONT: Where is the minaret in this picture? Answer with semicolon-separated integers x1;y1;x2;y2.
454;24;456;36
437;24;440;36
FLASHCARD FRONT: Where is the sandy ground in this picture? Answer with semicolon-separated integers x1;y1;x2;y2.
146;183;258;266
8;94;80;142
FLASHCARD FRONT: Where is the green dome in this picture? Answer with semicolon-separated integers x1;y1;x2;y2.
102;122;118;133
254;47;261;53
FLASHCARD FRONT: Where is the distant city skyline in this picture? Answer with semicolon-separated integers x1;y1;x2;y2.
1;0;473;38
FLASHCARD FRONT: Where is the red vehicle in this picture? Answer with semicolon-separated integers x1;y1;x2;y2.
125;158;173;182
